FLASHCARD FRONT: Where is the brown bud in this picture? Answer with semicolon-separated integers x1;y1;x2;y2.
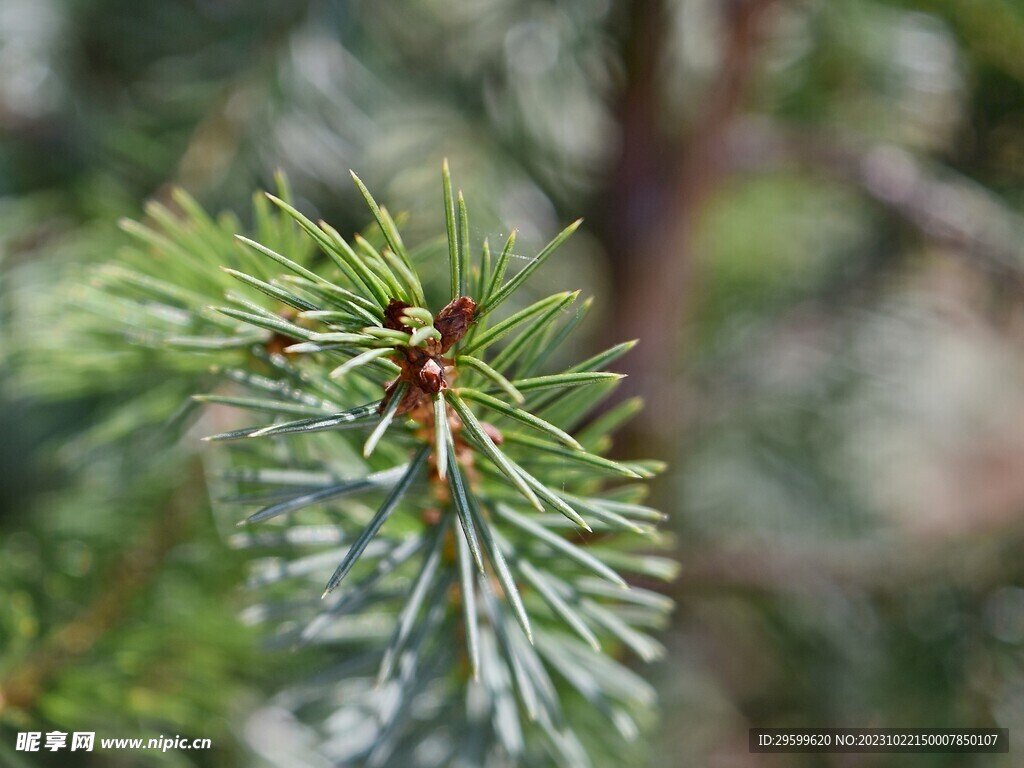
383;298;413;332
482;421;504;445
418;358;445;393
434;296;477;352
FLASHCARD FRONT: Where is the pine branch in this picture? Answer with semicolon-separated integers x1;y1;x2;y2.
91;161;675;765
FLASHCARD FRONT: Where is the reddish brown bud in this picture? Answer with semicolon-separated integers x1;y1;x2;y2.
418;358;445;393
434;296;477;352
482;422;504;445
383;299;413;332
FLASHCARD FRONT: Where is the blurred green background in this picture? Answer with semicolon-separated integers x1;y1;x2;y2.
2;1;1024;766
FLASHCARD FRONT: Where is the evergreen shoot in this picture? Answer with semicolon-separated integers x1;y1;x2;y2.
93;162;675;766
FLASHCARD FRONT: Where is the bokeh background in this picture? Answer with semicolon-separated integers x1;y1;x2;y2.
2;1;1024;766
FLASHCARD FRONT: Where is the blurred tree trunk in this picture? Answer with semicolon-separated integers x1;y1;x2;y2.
599;0;778;448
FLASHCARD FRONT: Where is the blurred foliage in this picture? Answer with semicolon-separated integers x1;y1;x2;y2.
4;0;1024;766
